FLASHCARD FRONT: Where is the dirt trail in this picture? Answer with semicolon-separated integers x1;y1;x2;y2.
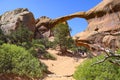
40;49;85;80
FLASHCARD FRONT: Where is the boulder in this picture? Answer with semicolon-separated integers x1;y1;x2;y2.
0;8;35;35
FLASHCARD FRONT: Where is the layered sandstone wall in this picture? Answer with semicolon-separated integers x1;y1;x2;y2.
75;0;120;50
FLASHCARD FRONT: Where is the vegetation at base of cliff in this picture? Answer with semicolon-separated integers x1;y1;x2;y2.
73;54;120;80
9;24;33;44
0;24;55;59
42;53;56;60
0;44;47;78
0;24;56;78
0;24;33;45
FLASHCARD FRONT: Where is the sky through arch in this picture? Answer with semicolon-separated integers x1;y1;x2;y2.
68;18;88;36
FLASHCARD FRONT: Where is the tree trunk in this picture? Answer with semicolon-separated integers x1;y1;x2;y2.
59;45;67;55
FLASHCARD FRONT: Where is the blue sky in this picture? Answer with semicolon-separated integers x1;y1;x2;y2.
0;0;102;36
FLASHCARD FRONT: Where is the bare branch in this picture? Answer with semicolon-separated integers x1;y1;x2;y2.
91;56;111;66
109;60;120;66
77;41;120;66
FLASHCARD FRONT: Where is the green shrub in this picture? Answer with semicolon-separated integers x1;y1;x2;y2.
27;39;47;57
0;44;47;78
3;24;33;45
73;55;120;80
43;53;56;60
0;28;6;45
21;39;55;60
0;40;4;45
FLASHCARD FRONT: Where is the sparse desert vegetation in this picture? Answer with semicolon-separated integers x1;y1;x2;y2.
1;0;120;80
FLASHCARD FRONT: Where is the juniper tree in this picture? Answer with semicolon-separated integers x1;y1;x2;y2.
52;23;73;54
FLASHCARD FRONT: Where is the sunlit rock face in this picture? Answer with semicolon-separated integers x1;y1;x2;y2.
0;8;35;35
75;0;120;50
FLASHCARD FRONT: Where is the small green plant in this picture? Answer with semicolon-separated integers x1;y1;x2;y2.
0;44;47;78
27;39;48;57
0;28;6;45
23;39;55;60
73;54;120;80
43;53;56;60
0;40;4;45
32;38;53;49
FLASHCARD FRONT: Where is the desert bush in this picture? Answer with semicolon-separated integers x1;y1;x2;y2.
27;39;48;57
24;39;56;60
73;54;120;80
0;40;4;45
9;24;33;44
0;28;6;45
42;53;56;60
0;24;33;45
32;38;53;49
0;44;47;78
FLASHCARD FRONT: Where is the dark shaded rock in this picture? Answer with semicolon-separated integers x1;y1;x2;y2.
35;16;53;38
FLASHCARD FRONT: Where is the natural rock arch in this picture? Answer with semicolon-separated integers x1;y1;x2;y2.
0;0;119;51
35;0;120;51
34;12;87;38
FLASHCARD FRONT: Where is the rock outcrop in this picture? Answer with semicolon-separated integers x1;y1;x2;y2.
35;16;53;38
74;0;120;50
0;8;35;35
35;16;70;38
35;0;120;50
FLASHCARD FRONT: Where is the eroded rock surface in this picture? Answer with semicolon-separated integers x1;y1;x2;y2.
0;8;35;35
35;16;53;38
75;0;120;50
35;16;70;38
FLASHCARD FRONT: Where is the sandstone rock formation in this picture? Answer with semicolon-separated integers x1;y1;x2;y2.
0;8;35;35
35;16;70;38
74;0;120;50
35;16;53;38
0;0;120;51
35;0;120;50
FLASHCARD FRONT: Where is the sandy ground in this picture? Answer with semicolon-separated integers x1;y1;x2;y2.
40;49;85;80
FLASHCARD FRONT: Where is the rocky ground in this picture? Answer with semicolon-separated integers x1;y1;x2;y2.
40;49;86;80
